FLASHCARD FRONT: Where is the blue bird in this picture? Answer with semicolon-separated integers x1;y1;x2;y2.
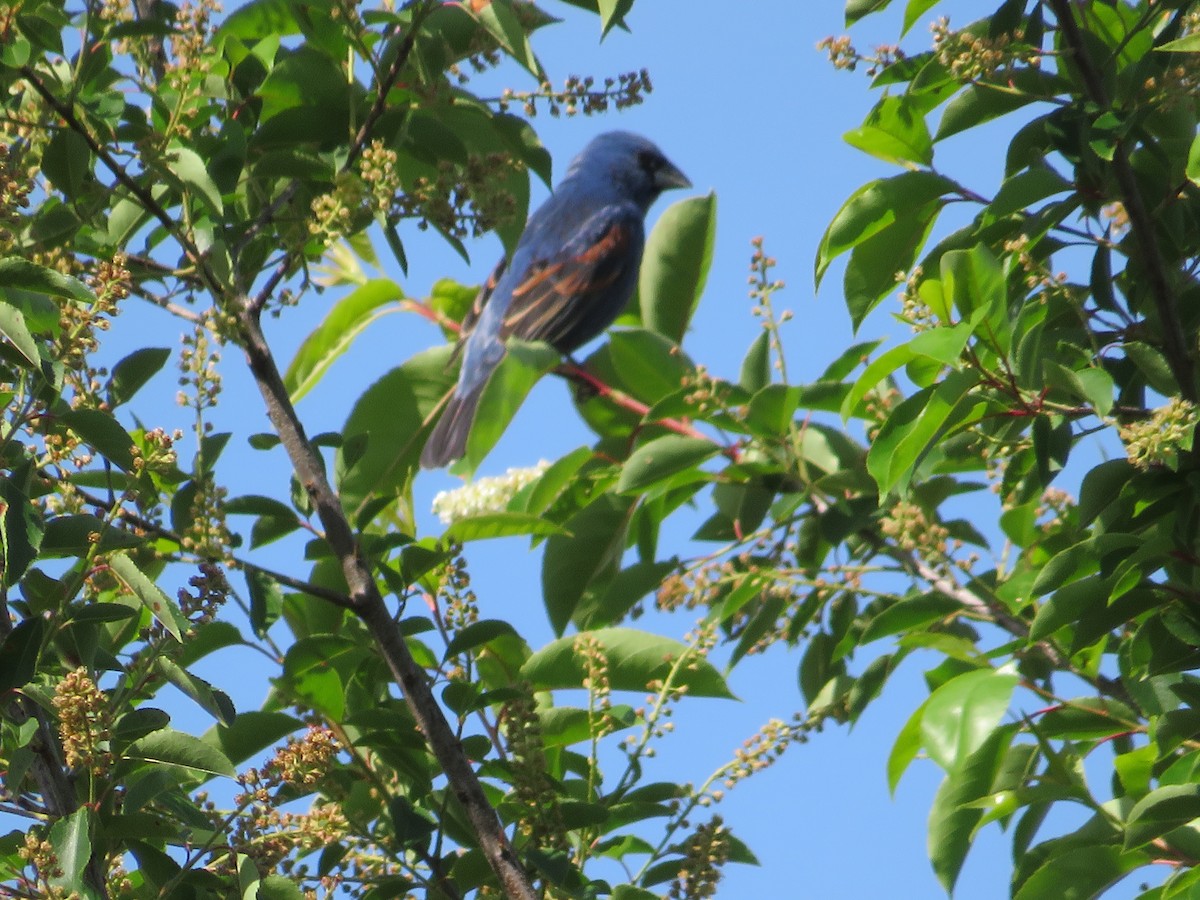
421;131;691;468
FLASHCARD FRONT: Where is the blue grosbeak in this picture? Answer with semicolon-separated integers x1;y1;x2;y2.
421;131;690;468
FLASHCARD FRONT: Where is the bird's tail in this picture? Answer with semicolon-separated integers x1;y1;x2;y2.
421;383;485;469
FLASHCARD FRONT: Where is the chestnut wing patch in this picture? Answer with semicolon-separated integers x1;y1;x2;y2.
498;220;634;350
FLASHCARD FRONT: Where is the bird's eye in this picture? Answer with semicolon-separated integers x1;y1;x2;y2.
637;150;660;174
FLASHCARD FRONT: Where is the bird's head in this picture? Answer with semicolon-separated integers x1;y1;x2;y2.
567;131;691;211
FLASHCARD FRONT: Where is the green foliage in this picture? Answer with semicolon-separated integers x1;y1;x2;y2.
6;0;1200;898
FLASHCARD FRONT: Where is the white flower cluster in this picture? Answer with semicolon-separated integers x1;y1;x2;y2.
432;461;551;524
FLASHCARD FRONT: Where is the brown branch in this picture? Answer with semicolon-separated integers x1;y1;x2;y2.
559;360;742;462
235;304;536;900
19;66;221;299
1046;0;1196;401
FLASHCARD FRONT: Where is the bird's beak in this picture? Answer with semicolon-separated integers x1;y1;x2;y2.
655;159;692;191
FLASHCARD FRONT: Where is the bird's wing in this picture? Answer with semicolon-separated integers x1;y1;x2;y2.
495;204;642;352
460;256;507;337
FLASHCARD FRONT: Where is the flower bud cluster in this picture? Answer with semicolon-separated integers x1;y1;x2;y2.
575;632;613;729
52;667;113;776
0;143;31;250
394;152;522;241
177;561;229;625
931;17;1038;82
220;728;347;876
880;500;949;558
17;829;72;899
359;140;400;216
497;70;652;118
501;686;567;849
178;320;222;415
721;717;807;791
816;37;905;76
669;817;732;900
131;426;182;475
1120;397;1197;470
896;266;935;332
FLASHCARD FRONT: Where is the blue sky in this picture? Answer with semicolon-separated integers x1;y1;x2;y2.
54;1;1154;897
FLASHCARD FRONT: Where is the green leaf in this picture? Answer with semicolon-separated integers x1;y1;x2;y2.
862;594;960;644
596;0;634;36
542;494;634;634
466;0;541;75
575;558;678;629
639;193;716;343
921;668;1018;773
59;408;136;470
0;257;94;302
0;299;41;368
42;129;91;198
846;0;893;25
739;331;771;392
607;328;693;404
902;0;941;35
522;627;735;699
444;619;519;658
0;617;46;694
866;369;979;495
257;875;307;900
616;435;717;495
941;244;1009;354
1157;34;1200;52
108;347;171;407
815;171;955;287
931;70;1056;141
203;711;303;767
127;728;237;779
1013;845;1146;900
48;808;90;892
162;145;224;216
843;197;941;329
107;551;189;642
462;340;561;474
284;279;402;402
155;658;236;725
844;94;933;166
0;460;44;586
888;698;928;793
245;565;284;639
841;321;974;419
985;165;1072;223
928;727;1011;893
442;511;568;543
1124;785;1200;850
1078;460;1135;525
337;345;458;521
39;513;141;556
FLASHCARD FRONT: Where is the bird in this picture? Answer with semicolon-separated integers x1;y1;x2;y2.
420;130;691;468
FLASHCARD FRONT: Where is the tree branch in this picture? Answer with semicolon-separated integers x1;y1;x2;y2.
1046;0;1196;401
19;66;221;299
234;304;536;900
